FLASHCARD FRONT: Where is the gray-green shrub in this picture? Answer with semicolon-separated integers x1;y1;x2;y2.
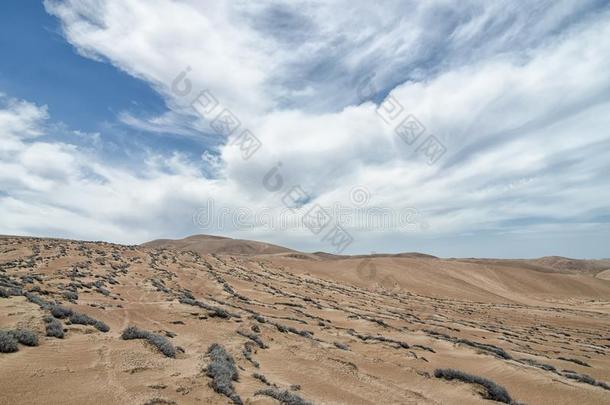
434;368;515;404
121;326;176;358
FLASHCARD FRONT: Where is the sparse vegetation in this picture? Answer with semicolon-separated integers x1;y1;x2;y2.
562;370;610;391
63;291;78;301
519;358;557;372
95;287;110;296
237;330;268;349
558;357;591;367
10;329;38;346
69;313;110;332
333;342;350;350
178;295;239;319
204;343;242;405
208;307;231;319
143;398;177;405
0;330;19;353
121;326;176;358
243;341;259;368
252;372;273;386
253;314;266;323
434;368;516;404
44;316;64;338
425;330;511;360
51;305;109;332
255;388;313;405
24;292;52;309
455;339;512;360
51;305;73;319
272;322;313;338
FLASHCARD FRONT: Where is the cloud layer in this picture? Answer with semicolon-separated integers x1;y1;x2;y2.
0;1;609;257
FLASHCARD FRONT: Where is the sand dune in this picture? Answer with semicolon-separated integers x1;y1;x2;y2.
1;235;609;404
143;234;296;256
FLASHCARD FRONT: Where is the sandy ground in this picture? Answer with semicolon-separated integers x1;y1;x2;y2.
1;236;609;405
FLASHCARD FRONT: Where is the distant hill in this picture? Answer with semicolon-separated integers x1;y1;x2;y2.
451;256;610;276
529;256;610;274
142;234;297;256
2;235;610;405
142;235;610;277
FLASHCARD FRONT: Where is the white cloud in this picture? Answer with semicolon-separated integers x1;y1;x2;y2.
0;1;608;257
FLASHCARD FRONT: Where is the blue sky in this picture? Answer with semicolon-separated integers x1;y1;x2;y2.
0;1;609;258
0;1;164;132
0;1;215;166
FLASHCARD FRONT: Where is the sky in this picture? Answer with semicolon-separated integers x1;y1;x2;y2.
1;0;609;258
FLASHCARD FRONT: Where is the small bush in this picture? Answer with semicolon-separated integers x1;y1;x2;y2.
333;342;349;350
68;313;110;332
434;368;515;404
205;343;242;405
51;305;73;319
253;314;266;323
519;358;556;372
146;333;176;358
243;342;259;368
25;292;51;309
10;329;38;346
254;388;313;405
121;325;148;340
143;398;176;405
563;371;610;391
51;306;109;332
209;308;231;319
456;339;511;360
96;287;110;296
0;330;19;353
558;357;591;367
237;330;267;349
121;326;176;358
63;291;78;301
252;372;272;386
44;316;64;338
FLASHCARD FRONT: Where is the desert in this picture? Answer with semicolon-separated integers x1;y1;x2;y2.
2;2;610;404
1;234;609;405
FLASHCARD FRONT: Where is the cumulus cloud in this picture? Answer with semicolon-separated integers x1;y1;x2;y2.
0;1;608;257
0;96;230;242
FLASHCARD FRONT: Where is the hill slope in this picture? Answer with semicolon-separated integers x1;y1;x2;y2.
1;236;609;404
143;234;296;256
